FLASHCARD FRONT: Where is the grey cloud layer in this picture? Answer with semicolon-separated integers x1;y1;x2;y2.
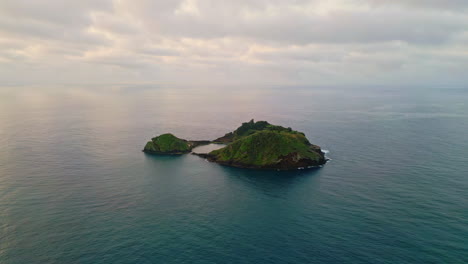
368;0;468;10
0;0;467;87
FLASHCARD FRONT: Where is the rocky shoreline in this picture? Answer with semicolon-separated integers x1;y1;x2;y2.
192;149;326;170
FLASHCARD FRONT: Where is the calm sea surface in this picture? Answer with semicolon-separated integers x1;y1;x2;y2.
0;86;467;263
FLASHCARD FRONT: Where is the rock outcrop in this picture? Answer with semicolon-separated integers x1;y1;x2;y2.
143;133;209;154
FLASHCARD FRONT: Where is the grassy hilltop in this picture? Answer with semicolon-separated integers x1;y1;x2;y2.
207;120;326;169
143;133;192;154
213;119;302;143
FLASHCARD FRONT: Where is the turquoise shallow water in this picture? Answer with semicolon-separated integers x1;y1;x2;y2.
0;86;467;263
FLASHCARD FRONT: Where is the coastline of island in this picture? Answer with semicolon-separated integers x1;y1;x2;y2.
143;120;327;170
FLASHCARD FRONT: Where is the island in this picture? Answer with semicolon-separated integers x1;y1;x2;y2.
143;133;210;155
143;120;327;170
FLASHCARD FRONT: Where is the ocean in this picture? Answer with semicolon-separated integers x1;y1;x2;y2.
1;86;467;263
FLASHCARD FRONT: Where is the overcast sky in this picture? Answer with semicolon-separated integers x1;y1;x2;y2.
0;0;467;88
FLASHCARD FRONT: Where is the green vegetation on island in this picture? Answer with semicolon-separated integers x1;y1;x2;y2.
213;119;299;143
143;133;210;154
205;120;326;169
143;120;326;170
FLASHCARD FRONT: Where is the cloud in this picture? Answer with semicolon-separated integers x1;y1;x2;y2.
367;0;468;11
0;0;467;87
123;0;467;45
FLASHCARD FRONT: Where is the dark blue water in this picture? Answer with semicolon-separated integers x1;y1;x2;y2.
1;86;467;263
